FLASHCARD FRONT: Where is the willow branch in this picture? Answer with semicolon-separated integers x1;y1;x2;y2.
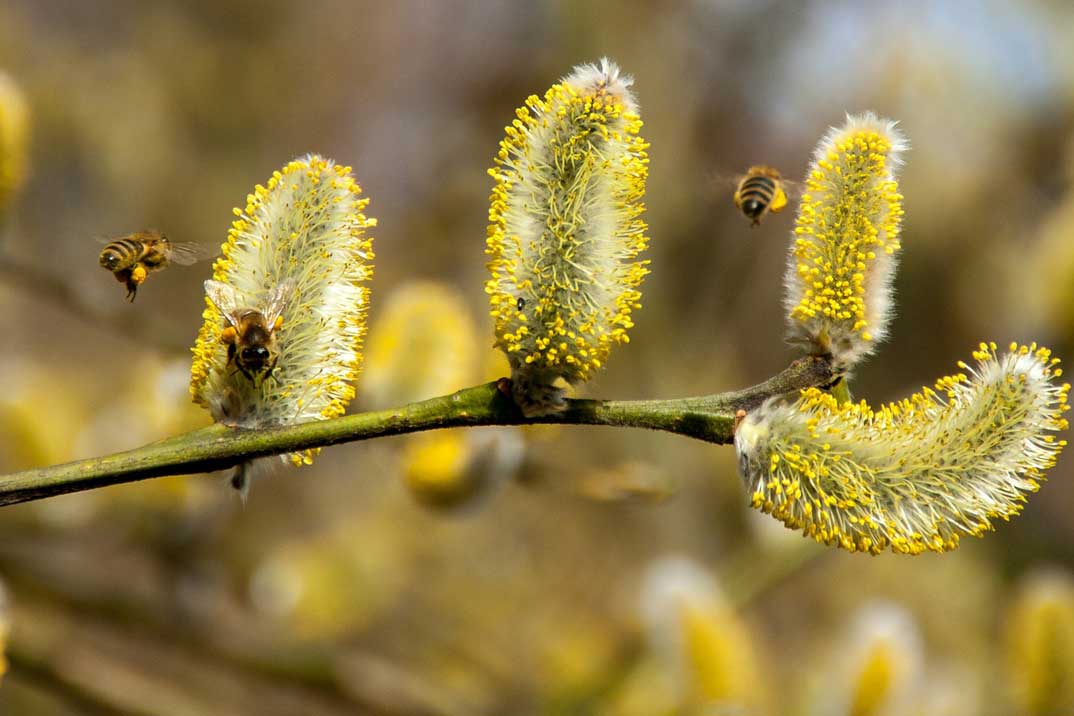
0;356;833;507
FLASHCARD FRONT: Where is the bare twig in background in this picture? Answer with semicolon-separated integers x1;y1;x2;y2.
0;497;829;716
0;251;190;354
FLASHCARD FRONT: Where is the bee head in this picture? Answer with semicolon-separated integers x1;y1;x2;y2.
240;345;270;364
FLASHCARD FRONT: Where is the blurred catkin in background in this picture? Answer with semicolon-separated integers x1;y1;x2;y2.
0;70;28;216
0;1;1073;714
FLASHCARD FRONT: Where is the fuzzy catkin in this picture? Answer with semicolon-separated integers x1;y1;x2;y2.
735;343;1070;554
190;154;375;467
784;112;906;372
485;58;649;416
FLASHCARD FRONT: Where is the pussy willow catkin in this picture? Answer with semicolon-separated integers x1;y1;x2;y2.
735;343;1069;555
784;112;906;373
190;154;375;468
485;58;650;416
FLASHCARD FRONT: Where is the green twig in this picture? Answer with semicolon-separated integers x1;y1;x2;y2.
0;356;832;507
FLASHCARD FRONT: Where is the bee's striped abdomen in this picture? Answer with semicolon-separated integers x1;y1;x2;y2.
140;239;171;269
736;175;777;221
98;238;147;271
732;165;789;226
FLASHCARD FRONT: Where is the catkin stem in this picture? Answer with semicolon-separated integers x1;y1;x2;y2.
0;357;832;507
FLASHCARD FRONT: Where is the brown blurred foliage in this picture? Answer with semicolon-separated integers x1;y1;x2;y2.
1;0;1074;713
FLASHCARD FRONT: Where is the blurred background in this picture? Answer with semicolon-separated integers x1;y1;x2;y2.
0;0;1073;713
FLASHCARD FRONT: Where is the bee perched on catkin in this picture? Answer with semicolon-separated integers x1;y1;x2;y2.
735;343;1070;555
784;112;906;373
485;58;650;416
190;154;375;491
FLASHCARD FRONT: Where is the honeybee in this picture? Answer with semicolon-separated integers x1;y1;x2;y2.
204;279;295;382
732;165;790;226
98;230;206;301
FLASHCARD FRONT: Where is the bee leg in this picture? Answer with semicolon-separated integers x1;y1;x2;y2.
230;462;250;504
819;374;844;390
111;268;135;301
222;340;238;374
123;265;148;302
265;354;279;381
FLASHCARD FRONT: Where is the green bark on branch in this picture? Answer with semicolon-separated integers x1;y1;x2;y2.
0;356;833;507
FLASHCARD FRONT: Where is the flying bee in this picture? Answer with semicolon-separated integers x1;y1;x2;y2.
98;230;207;302
204;279;295;382
732;165;791;226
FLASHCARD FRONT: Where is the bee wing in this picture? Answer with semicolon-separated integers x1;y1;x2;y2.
94;235;131;249
261;279;296;331
709;170;756;211
711;166;800;186
96;230;162;244
774;175;801;199
167;241;211;266
708;169;744;192
204;280;244;329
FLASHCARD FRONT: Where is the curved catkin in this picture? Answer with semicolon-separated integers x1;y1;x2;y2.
784;113;906;372
735;343;1070;555
0;70;29;213
190;154;375;467
485;58;650;416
